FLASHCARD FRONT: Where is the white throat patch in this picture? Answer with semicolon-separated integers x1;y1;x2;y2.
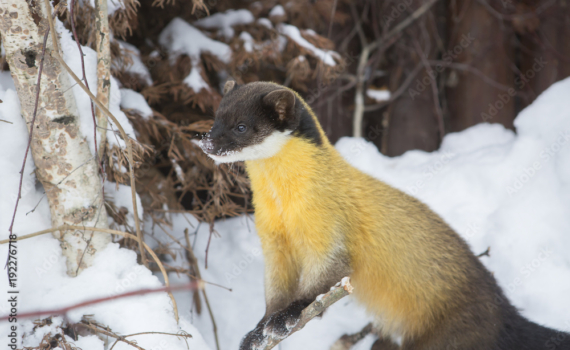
207;130;292;163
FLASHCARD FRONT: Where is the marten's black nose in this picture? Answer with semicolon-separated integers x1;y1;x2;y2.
200;136;215;154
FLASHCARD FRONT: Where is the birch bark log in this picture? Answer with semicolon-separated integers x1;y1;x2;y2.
0;0;110;276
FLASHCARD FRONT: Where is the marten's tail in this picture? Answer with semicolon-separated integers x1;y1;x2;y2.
497;312;570;350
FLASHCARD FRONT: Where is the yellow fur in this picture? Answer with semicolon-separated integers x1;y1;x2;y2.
245;89;472;340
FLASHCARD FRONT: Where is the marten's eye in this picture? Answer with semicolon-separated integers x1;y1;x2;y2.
236;124;247;133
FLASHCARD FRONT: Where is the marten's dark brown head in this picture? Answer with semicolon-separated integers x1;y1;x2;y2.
200;81;322;163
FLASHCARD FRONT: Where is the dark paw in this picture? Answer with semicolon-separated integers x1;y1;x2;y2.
263;300;309;338
239;324;267;350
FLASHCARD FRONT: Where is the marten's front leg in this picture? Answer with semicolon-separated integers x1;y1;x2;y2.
240;247;351;349
240;239;300;350
261;298;313;337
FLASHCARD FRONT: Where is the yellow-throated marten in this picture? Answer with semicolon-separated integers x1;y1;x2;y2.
200;81;570;350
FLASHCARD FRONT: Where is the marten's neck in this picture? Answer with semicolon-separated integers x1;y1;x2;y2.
289;98;329;147
245;97;334;184
245;136;328;192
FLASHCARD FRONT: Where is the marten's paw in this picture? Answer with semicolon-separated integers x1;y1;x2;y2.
239;324;267;350
263;300;311;338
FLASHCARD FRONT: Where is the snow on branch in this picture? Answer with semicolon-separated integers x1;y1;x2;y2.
159;18;231;92
278;23;340;66
194;9;255;40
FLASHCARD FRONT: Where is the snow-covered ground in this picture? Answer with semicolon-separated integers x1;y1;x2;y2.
1;31;570;349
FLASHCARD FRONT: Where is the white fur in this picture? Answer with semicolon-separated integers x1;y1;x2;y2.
207;130;292;163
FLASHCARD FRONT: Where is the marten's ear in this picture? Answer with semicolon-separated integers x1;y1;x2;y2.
223;80;236;95
263;89;295;121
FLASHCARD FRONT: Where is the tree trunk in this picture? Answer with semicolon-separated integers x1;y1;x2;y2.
518;2;570;112
0;0;110;276
382;0;443;156
446;0;516;132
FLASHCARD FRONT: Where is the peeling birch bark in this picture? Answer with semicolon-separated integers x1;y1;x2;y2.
94;0;110;160
0;0;110;276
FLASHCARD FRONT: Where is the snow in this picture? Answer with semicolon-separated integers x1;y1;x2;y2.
116;40;153;86
2;32;570;349
194;9;255;40
269;5;285;17
0;71;14;91
239;31;255;52
277;23;339;66
107;75;138;149
57;19;137;151
366;88;391;102
257;17;273;29
159;18;232;92
304;28;317;36
120;88;153;119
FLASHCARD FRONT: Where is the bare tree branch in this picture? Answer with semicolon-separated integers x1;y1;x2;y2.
260;278;354;350
94;0;112;162
330;323;373;350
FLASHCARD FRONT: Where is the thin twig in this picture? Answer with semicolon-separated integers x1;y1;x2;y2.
327;0;338;39
205;222;215;269
0;224;182;321
108;330;193;350
477;246;491;258
5;19;50;273
330;323;373;350
43;0;147;270
368;0;441;52
94;0;111;160
185;229;220;350
364;63;424;112
427;60;515;92
413;40;445;140
350;1;369;138
81;322;146;350
0;281;199;322
69;0;101;172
